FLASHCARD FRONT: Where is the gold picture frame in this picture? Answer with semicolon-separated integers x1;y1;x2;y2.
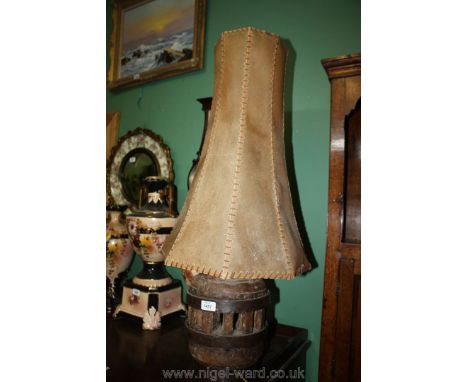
107;0;206;91
106;112;121;160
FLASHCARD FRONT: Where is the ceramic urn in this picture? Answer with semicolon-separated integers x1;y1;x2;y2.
125;177;177;288
106;205;134;313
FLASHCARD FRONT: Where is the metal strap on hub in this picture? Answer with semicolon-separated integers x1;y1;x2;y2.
186;291;270;313
185;321;268;348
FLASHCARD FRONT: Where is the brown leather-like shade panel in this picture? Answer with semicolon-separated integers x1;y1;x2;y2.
163;27;311;280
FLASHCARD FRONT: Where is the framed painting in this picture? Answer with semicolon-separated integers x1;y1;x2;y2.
107;0;206;90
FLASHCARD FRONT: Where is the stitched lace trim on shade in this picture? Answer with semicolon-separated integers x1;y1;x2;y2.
165;35;226;257
164;257;310;280
221;28;253;273
221;26;280;39
268;38;295;275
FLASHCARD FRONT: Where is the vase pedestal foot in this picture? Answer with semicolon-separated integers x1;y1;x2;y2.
113;278;184;330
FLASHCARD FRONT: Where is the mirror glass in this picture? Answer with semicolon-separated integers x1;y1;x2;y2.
119;148;159;206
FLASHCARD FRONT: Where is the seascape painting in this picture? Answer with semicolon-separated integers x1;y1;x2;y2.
119;0;196;79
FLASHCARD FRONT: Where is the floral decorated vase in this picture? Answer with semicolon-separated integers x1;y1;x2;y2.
126;176;177;289
106;205;134;313
114;176;184;329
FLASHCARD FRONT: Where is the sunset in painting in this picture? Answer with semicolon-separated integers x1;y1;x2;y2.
119;0;195;78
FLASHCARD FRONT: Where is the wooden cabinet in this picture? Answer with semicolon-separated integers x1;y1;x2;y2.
319;53;361;382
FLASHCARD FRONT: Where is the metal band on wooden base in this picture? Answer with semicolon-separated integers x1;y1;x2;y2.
186;273;270;368
185;321;268;347
186;293;270;313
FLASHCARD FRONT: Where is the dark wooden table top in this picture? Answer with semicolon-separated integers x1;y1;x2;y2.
107;313;309;381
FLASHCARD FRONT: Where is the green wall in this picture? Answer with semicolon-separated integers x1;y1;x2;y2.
107;0;360;380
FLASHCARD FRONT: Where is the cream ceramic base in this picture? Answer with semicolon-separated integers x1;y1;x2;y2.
113;279;185;330
133;276;172;288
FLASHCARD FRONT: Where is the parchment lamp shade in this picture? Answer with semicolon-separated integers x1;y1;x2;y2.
163;27;311;280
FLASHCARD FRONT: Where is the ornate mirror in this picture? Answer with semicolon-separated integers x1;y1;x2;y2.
107;128;174;208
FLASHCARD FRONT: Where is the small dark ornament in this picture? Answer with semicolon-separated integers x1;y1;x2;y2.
187;97;212;189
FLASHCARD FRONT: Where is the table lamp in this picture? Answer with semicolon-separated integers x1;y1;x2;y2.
163;27;311;368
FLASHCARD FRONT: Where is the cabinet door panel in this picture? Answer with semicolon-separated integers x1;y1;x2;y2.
319;54;360;382
343;101;361;244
